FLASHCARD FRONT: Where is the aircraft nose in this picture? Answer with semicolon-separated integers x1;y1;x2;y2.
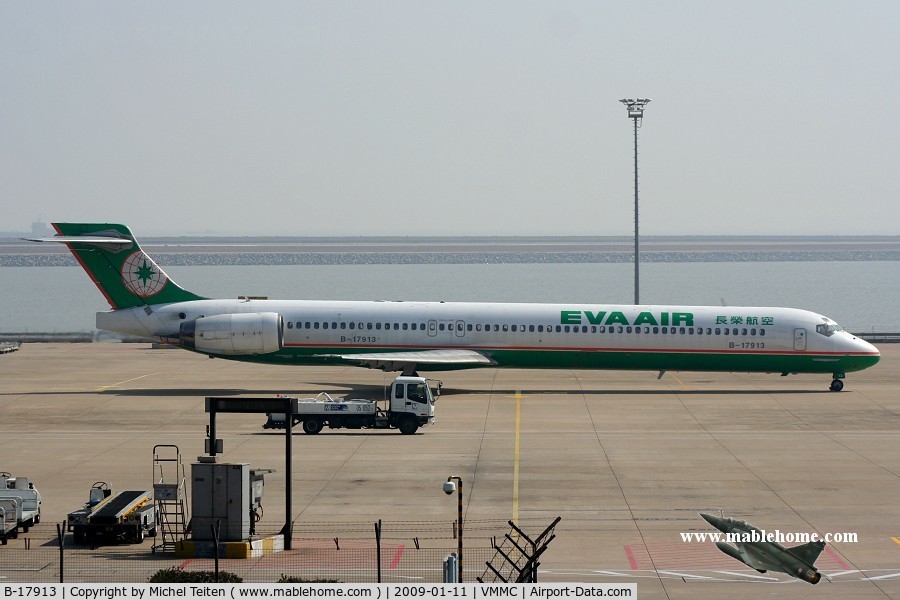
700;513;727;531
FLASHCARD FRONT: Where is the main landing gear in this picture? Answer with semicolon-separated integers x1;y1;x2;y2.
830;372;845;392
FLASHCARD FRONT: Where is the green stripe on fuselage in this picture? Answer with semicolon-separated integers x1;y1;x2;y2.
202;347;879;374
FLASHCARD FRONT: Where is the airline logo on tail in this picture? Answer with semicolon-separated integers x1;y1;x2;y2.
121;250;168;297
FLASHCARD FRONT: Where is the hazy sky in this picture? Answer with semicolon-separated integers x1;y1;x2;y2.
2;2;898;236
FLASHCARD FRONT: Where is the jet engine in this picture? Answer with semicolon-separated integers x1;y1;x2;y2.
796;567;821;585
180;312;283;355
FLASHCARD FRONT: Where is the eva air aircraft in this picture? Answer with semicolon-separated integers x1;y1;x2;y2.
32;223;880;391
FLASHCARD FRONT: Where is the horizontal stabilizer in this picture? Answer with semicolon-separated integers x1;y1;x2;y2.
24;235;132;248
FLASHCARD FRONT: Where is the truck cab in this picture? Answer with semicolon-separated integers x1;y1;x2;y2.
389;376;438;434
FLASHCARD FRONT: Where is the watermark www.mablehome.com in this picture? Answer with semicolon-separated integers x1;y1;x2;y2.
681;530;859;544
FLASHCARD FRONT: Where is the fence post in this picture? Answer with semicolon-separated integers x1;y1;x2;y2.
212;520;220;583
56;522;65;583
375;520;382;583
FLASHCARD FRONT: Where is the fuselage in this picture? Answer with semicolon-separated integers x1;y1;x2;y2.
98;299;880;375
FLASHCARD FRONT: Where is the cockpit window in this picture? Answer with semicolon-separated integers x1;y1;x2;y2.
816;320;843;337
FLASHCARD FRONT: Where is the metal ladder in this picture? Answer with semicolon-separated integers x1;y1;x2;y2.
151;444;189;553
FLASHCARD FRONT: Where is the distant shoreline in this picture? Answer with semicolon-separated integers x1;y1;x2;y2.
4;235;899;266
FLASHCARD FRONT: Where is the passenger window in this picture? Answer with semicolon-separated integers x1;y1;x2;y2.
706;328;712;335
502;325;509;332
287;322;293;329
314;322;320;329
741;328;747;336
475;324;482;332
493;324;500;332
402;323;408;330
438;324;445;331
323;322;329;329
529;325;535;332
750;328;756;336
305;322;311;329
688;327;694;334
661;327;668;334
653;327;659;334
511;325;517;332
367;323;373;330
591;326;597;333
715;328;721;335
376;323;382;330
394;323;399;330
626;326;633;334
467;324;473;331
760;329;766;336
599;326;606;333
555;326;562;333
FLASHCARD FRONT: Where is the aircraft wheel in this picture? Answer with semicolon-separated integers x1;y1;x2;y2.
397;415;419;435
830;379;844;392
303;418;323;435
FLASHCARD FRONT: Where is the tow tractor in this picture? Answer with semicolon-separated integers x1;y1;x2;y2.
67;482;156;545
263;376;440;435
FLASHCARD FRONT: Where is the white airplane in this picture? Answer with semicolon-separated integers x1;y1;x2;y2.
30;223;879;391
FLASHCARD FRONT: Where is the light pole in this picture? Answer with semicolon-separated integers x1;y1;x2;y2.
443;476;463;582
619;98;651;305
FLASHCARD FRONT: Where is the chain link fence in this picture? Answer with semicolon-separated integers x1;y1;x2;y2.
0;519;551;584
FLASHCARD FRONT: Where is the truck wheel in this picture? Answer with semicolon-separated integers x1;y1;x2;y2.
303;418;323;435
398;415;419;435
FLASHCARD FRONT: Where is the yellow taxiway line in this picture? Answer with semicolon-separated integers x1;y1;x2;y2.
96;372;161;392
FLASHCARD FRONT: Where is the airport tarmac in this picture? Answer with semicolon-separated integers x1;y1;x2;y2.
1;342;899;598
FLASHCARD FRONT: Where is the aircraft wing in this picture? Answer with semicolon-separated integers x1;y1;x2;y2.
315;349;496;372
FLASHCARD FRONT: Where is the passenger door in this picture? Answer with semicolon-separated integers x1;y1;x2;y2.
793;328;807;351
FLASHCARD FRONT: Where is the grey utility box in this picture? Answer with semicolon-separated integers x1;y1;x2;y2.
191;461;250;541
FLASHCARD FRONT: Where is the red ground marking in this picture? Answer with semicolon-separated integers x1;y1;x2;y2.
389;545;405;570
624;545;638;570
823;545;850;570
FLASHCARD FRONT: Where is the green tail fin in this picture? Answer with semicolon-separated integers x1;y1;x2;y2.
52;223;204;309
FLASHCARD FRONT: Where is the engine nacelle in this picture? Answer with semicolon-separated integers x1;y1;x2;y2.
180;312;283;355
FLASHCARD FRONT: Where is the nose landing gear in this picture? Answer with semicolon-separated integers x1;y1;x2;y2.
830;372;845;392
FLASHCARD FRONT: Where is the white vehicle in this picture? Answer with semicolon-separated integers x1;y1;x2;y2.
31;223;880;391
0;499;20;544
0;474;41;532
264;376;439;435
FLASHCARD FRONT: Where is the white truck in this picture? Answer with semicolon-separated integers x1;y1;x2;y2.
263;376;440;435
0;474;41;533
